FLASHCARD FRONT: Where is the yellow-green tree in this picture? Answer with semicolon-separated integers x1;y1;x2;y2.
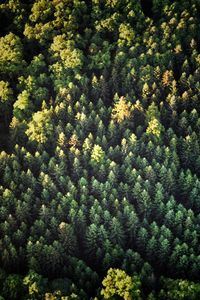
0;80;13;125
13;90;33;121
91;145;105;162
26;106;53;144
0;32;25;77
101;268;142;300
146;102;163;139
159;278;200;300
146;118;163;138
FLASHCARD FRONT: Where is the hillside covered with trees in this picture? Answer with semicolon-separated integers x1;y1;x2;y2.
1;0;200;299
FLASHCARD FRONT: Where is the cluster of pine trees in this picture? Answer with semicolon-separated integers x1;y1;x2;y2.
1;0;200;299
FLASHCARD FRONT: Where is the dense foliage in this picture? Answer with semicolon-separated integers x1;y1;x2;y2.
1;0;200;298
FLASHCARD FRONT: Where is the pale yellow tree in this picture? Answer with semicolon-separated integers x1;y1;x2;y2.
112;96;131;123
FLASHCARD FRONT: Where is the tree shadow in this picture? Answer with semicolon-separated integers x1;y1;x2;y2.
140;0;154;19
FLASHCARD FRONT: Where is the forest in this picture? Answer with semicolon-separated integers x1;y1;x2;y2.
1;0;200;299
